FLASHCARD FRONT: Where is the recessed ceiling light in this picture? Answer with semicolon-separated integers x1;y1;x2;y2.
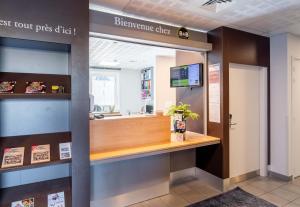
129;60;137;63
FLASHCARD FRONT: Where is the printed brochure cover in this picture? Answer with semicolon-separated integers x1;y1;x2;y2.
59;142;71;160
48;192;65;207
31;144;50;164
1;147;25;168
11;197;34;207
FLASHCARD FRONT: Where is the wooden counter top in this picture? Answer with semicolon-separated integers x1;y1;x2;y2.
90;131;220;165
91;114;156;120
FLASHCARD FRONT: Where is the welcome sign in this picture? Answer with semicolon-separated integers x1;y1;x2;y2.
113;16;171;35
90;10;207;42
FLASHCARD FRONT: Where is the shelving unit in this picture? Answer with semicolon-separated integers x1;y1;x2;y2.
0;177;71;207
141;67;153;100
0;37;73;206
141;67;154;113
0;1;89;206
0;132;71;173
0;72;71;99
0;93;71;99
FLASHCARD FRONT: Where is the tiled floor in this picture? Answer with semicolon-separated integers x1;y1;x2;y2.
129;176;300;207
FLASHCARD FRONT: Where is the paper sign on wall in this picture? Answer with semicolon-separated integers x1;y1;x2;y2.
208;64;221;123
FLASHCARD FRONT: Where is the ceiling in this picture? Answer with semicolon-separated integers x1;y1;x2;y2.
89;37;176;70
90;0;300;36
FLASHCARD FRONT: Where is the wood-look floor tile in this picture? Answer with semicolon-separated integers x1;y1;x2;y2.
293;178;300;186
270;188;300;201
240;184;266;196
292;197;300;205
144;197;168;207
186;180;221;196
128;202;148;207
160;194;189;207
282;184;300;195
171;184;193;195
249;179;280;192
130;176;292;207
179;190;209;204
284;202;300;207
260;193;290;207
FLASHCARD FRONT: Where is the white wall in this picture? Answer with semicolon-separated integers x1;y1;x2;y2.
155;56;176;112
90;69;142;115
270;33;289;176
270;33;300;177
119;69;142;115
287;34;300;176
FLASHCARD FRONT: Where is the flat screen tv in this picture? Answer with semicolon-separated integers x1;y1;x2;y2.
170;63;203;87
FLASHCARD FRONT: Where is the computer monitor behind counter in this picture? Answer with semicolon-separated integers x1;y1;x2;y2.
146;105;153;114
89;94;94;112
170;63;203;88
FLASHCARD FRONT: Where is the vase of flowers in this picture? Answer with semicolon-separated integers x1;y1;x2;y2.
167;103;199;142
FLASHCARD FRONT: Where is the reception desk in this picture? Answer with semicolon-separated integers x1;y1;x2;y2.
90;115;220;207
90;114;171;154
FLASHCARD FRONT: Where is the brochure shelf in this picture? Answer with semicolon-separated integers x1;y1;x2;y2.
0;93;71;99
0;132;72;173
0;72;71;99
0;29;88;206
0;177;71;207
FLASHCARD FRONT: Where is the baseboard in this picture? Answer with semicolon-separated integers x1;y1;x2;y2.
268;171;293;182
171;168;266;193
195;168;230;192
229;170;259;185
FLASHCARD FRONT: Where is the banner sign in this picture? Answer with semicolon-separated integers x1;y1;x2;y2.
90;10;207;42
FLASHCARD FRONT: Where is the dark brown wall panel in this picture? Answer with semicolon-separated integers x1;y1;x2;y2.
223;28;270;67
174;51;205;172
170;149;196;172
197;27;270;179
196;28;225;178
176;87;204;133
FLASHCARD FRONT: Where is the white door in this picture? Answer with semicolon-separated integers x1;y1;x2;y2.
292;58;300;177
229;64;261;178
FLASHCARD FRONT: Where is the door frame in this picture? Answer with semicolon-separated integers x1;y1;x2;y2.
289;57;300;178
229;63;268;177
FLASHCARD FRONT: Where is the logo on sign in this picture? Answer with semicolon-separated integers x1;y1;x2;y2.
178;27;189;39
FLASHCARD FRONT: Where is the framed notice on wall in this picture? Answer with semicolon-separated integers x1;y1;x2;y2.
208;64;221;123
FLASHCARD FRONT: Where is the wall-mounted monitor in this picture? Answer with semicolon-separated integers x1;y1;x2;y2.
170;63;203;87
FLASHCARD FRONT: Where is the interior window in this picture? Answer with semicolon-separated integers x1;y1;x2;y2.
90;70;120;113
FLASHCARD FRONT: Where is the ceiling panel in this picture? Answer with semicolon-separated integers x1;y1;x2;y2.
90;0;131;10
90;0;300;36
89;37;176;70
